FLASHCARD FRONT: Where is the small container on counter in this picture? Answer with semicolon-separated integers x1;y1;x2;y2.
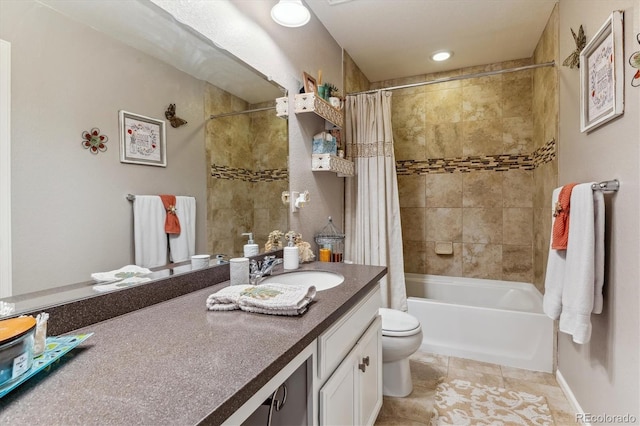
0;316;37;386
319;246;332;262
283;234;300;270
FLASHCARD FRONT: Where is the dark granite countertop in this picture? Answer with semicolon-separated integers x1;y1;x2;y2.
0;262;386;425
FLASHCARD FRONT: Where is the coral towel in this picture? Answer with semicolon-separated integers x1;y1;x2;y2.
543;183;605;344
159;194;181;234
551;183;578;250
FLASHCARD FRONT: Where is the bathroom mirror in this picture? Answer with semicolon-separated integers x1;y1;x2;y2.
0;0;288;313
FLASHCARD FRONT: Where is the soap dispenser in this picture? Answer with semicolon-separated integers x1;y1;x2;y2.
242;233;259;257
283;234;299;270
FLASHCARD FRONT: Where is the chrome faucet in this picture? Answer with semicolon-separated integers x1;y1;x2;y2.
250;255;284;285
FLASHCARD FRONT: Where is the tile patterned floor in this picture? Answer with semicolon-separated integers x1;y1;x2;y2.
375;350;578;425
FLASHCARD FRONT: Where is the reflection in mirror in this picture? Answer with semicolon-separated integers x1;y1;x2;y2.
207;95;289;258
0;0;288;316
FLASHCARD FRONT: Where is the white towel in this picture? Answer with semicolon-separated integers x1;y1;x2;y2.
543;183;605;344
238;283;316;316
206;285;252;311
92;277;152;293
91;265;152;283
169;196;196;262
133;196;168;268
206;284;316;316
543;187;565;319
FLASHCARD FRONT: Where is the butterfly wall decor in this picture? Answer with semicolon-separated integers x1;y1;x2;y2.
165;103;188;128
562;25;586;69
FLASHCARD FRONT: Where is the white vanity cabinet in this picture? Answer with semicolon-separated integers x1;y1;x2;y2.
317;286;382;426
226;285;383;426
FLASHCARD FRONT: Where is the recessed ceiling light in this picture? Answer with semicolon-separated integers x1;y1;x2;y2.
431;51;453;62
271;0;311;28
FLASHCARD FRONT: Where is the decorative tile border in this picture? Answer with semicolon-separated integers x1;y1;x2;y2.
211;164;288;182
396;139;555;175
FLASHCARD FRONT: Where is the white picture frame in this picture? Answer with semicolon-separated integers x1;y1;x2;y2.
580;11;624;133
119;110;166;167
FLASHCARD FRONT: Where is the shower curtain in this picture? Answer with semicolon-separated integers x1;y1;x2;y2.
344;91;407;311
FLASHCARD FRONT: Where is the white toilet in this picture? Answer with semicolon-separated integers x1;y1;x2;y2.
379;308;423;397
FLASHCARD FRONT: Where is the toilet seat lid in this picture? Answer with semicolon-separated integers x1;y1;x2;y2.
379;308;421;337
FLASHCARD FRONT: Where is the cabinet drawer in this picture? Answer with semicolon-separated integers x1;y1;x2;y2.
318;285;381;380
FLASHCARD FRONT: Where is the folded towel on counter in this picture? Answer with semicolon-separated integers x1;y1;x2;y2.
206;285;252;311
92;277;152;292
205;283;316;316
238;283;316;316
91;265;152;283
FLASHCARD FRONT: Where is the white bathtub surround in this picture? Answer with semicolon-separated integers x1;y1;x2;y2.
406;274;553;373
543;184;604;344
344;91;407;311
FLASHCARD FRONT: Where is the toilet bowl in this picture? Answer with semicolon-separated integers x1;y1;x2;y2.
379;307;423;397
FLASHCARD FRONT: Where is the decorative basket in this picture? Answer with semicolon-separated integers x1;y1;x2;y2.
314;217;345;263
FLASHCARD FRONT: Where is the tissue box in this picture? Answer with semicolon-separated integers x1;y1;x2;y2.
312;132;337;155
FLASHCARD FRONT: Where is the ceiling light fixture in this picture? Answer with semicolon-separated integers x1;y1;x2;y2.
431;51;453;62
271;0;311;28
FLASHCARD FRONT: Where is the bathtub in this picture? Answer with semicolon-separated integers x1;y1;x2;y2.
406;273;553;373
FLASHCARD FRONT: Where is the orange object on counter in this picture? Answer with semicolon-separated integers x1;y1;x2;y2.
319;248;332;262
0;317;36;343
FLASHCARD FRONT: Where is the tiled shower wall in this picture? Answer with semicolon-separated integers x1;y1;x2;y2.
532;5;559;292
370;55;557;285
205;84;288;257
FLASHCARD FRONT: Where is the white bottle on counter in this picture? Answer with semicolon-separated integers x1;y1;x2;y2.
242;232;259;257
283;235;299;270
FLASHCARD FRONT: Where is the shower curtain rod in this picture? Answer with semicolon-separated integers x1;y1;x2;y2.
347;61;556;95
209;106;275;120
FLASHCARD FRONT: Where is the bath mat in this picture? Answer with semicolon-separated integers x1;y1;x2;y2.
431;379;554;426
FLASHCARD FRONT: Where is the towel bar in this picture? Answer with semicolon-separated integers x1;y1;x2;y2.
591;179;619;192
126;194;193;201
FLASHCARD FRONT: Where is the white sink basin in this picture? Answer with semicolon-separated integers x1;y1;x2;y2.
260;270;345;291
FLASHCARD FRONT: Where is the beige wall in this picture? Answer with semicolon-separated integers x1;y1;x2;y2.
205;86;288;257
376;59;542;282
557;0;639;418
3;1;208;295
344;50;371;94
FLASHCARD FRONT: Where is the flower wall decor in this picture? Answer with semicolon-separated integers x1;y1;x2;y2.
81;128;108;154
630;33;640;87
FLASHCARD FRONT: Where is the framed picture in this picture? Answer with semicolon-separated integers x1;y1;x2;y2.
119;110;166;167
580;11;624;133
303;72;317;94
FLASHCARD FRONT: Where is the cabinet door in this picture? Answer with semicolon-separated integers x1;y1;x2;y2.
319;350;358;426
358;316;382;426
